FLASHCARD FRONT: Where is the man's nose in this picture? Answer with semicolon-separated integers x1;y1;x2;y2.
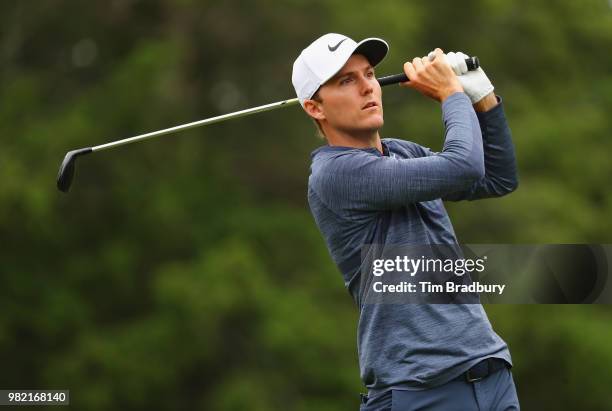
358;75;374;95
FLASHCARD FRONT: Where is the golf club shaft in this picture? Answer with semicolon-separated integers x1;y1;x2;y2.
93;98;299;152
92;56;479;153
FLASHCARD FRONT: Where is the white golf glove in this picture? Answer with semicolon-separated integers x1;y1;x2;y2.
427;50;494;104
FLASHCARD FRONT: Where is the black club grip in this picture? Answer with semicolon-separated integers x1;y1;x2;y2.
376;56;480;87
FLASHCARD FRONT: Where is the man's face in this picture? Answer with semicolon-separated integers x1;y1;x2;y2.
311;54;384;135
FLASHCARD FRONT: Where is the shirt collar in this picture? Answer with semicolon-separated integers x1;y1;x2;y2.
311;140;391;159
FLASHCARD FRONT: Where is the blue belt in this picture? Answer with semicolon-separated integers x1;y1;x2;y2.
360;358;509;404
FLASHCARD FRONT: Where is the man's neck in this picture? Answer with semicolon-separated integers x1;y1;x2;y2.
326;129;383;154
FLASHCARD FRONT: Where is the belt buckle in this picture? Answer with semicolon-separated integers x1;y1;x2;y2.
466;369;484;383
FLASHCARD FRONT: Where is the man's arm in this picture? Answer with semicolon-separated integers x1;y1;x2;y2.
473;92;498;113
311;92;485;211
433;53;518;201
442;93;518;201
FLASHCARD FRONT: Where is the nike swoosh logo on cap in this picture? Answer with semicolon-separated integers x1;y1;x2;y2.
328;38;347;52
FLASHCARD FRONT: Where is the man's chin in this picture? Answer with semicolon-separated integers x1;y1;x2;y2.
336;116;384;135
364;116;384;130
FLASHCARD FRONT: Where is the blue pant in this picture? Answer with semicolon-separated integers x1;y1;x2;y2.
359;367;519;411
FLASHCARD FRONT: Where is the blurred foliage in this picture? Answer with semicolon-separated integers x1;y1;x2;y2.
1;0;611;410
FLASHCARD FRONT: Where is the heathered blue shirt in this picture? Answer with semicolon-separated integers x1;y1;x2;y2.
307;92;518;395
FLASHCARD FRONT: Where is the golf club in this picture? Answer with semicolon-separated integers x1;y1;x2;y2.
57;56;479;193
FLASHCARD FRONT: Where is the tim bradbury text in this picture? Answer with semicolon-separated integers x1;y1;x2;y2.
373;281;506;295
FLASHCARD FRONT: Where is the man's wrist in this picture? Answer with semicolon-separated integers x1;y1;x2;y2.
440;85;465;102
472;92;498;112
441;91;471;114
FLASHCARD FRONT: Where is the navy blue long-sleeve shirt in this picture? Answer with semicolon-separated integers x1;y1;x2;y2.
307;92;518;394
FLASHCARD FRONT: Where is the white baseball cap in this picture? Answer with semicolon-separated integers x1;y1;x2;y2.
292;33;389;106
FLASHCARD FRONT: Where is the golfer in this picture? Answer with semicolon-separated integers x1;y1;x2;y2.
292;33;519;410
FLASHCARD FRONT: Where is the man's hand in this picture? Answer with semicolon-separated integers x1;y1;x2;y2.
439;51;495;107
400;48;463;102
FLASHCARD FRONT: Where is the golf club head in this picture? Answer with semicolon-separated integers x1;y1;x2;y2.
56;147;92;193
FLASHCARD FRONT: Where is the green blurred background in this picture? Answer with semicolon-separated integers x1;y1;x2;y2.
2;1;612;410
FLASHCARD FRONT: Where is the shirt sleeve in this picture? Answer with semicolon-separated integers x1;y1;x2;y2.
311;92;485;212
441;96;519;201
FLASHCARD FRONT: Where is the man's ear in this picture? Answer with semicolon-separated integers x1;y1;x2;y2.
303;99;326;121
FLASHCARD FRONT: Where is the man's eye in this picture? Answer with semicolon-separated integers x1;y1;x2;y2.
366;71;374;78
340;78;352;85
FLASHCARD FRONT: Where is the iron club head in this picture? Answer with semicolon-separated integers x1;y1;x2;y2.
56;147;93;193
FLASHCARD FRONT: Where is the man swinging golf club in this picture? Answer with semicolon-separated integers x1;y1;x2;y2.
292;33;519;410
